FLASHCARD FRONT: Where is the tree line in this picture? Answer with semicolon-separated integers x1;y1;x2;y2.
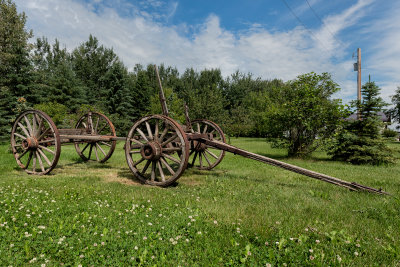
1;0;398;164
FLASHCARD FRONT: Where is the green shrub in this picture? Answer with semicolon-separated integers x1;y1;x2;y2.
382;128;398;138
33;102;72;127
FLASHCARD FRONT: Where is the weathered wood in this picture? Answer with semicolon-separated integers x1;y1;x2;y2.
196;138;389;195
58;128;86;135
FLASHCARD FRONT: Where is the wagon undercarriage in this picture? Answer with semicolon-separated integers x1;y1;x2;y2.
10;65;389;195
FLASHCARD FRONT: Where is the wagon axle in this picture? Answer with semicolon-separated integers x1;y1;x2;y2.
10;65;389;195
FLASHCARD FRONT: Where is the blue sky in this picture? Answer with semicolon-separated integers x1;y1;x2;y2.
14;0;400;103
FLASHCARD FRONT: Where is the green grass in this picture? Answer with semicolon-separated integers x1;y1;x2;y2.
1;138;400;266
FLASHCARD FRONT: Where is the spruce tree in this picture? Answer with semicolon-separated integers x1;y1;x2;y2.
0;0;33;140
329;80;394;164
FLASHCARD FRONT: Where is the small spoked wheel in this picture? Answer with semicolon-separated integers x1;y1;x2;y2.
189;119;226;170
74;112;116;163
125;115;189;186
11;110;61;175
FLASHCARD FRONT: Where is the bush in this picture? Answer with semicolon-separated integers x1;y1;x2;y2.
33;102;72;127
382;128;398;138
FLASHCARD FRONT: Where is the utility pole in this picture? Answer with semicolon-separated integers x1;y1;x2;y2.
353;48;361;120
356;48;361;120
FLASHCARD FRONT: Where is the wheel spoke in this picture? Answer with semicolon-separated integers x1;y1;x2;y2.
95;117;100;133
36;151;45;172
25;151;33;169
160;157;175;175
80;143;90;154
17;149;29;160
191;151;198;166
145;121;153;140
157;161;165;182
97;122;107;134
161;153;181;164
130;138;144;147
37;128;50;140
154;122;159;141
17;122;30;137
133;158;145;167
32;153;36;172
161;134;177;147
136;128;149;142
23;116;33;136
159;126;169;142
142;160;151;174
96;143;107;156
203;152;212;166
38;145;55;155
94;144;99;161
38;148;52;166
14;132;26;140
196;123;200;133
35;114;43;137
151;161;156;181
202;125;208;134
205;149;218;159
88;144;93;160
38;138;55;144
199;152;203;168
100;141;112;147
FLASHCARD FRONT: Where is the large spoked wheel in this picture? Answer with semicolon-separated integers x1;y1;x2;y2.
11;110;61;175
74;112;116;163
125;115;189;186
189;119;226;170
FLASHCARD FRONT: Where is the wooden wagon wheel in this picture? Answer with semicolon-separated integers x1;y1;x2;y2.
189;119;226;170
11;110;61;175
74;112;116;163
125;115;189;186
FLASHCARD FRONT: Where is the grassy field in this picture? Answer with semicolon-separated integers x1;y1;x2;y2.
0;138;400;266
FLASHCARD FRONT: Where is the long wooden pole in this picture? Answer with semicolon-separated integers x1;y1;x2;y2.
196;137;389;195
154;65;169;117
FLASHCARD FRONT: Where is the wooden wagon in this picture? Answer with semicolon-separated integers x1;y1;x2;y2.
10;66;388;195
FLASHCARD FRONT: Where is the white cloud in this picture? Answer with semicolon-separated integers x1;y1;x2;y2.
15;0;392;103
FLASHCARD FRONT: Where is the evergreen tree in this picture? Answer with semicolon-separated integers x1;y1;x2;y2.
390;86;400;129
72;35;118;106
0;0;33;139
30;38;87;112
329;80;394;164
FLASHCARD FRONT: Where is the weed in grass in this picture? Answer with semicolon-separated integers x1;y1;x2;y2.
0;139;400;265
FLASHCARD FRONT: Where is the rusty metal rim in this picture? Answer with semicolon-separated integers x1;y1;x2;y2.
125;114;189;187
74;112;117;163
11;109;61;175
190;119;226;170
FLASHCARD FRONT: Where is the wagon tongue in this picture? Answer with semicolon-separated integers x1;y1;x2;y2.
197;138;390;196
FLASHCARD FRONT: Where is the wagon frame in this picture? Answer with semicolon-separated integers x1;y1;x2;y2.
10;65;389;195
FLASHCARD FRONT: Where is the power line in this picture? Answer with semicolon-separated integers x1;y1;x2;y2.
305;0;346;48
279;0;331;52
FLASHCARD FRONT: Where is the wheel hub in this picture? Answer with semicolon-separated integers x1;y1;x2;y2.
22;137;38;150
140;141;162;160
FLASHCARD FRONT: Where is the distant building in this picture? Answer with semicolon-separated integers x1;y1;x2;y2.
346;111;390;122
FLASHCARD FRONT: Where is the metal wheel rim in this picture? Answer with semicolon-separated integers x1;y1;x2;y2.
125;115;189;186
11;109;61;175
74;112;116;163
189;119;226;170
